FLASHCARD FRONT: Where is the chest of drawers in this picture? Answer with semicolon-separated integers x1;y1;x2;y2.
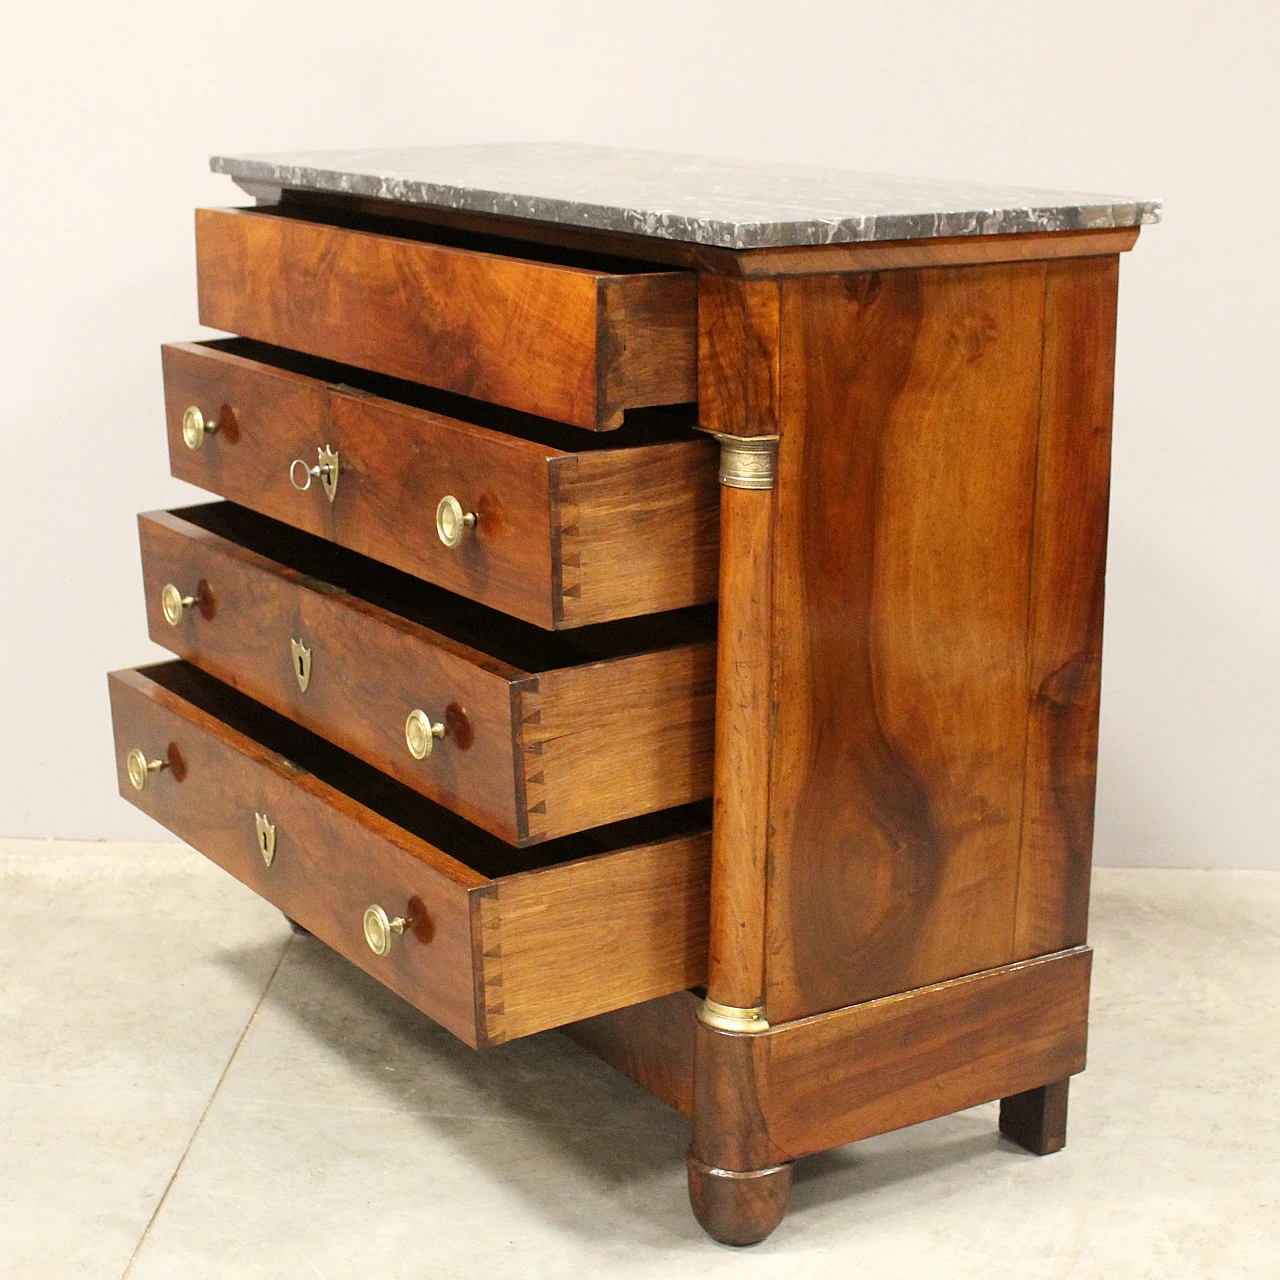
110;144;1157;1245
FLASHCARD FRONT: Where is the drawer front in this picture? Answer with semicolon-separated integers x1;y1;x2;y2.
109;664;482;1042
109;664;712;1047
163;342;718;628
195;208;697;431
140;508;716;845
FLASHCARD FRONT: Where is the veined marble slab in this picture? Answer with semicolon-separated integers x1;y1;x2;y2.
210;143;1160;251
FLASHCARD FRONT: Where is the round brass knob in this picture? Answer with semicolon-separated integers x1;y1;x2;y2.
182;405;218;450
160;583;197;626
363;904;406;957
405;709;446;760
125;747;168;792
436;495;477;549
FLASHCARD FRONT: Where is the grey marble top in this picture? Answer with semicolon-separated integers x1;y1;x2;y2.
210;143;1160;251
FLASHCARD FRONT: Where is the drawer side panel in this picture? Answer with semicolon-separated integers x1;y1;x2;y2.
477;832;712;1045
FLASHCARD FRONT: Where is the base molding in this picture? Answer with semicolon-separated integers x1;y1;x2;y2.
565;946;1091;1162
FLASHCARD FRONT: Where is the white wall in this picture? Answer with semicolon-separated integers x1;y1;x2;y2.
1;1;1275;867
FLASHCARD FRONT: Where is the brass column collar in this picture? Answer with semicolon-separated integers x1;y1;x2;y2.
697;429;780;490
698;997;770;1034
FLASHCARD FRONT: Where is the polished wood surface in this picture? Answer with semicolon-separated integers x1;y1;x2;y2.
550;442;719;626
561;990;700;1118
757;947;1090;1159
110;662;481;1042
139;505;714;845
479;837;710;1044
999;1078;1071;1155
516;645;715;846
705;480;774;1010
163;340;716;628
686;1155;792;1247
727;226;1140;279
697;276;781;436
1012;256;1119;959
110;662;711;1047
766;262;1047;1020
195;207;697;430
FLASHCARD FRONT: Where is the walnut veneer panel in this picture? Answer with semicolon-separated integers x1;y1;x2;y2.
765;263;1049;1021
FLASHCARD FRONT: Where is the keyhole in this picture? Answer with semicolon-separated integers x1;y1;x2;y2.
296;652;306;679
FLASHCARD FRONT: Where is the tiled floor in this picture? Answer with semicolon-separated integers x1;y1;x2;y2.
1;841;1276;1279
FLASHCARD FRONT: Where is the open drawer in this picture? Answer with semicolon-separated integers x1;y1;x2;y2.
139;503;715;846
109;662;711;1048
194;205;698;431
162;338;718;628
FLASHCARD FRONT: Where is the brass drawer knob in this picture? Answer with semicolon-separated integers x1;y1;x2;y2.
182;405;218;450
405;709;446;760
436;495;477;548
125;747;168;791
160;583;198;626
289;445;340;502
363;904;406;957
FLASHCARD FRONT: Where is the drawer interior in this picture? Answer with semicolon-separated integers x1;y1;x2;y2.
173;501;715;673
141;659;709;881
194;337;699;452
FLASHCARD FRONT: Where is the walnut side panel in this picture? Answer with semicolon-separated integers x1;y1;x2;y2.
1012;257;1120;957
550;441;720;627
477;833;712;1045
758;948;1092;1159
766;264;1049;1021
515;644;716;842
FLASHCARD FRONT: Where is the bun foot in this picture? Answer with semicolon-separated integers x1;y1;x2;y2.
284;914;312;937
687;1151;792;1246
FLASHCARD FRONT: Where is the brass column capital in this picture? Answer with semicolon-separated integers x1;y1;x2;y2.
697;430;780;490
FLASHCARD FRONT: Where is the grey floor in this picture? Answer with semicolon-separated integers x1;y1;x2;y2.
1;842;1276;1280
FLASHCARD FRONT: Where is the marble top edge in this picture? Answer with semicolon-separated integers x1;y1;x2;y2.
209;143;1161;250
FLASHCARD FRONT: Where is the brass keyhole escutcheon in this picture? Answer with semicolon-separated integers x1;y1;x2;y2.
405;709;446;760
290;639;312;693
289;445;341;503
160;583;197;626
254;812;277;867
363;905;406;957
182;405;218;450
436;495;477;549
125;747;167;792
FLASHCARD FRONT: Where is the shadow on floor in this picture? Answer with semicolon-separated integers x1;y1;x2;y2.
215;931;1013;1247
